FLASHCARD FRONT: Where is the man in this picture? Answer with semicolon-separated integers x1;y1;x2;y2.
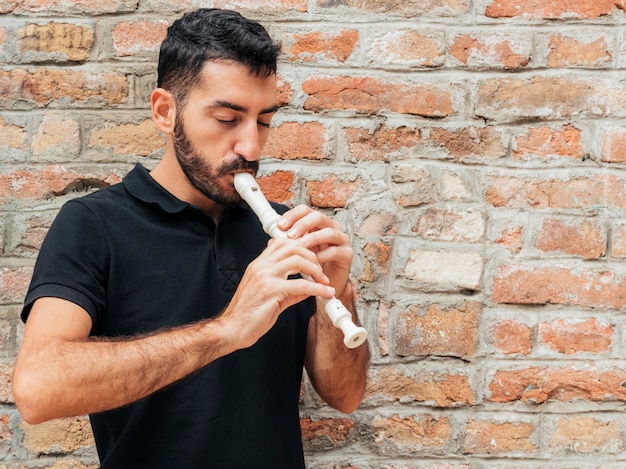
12;8;369;468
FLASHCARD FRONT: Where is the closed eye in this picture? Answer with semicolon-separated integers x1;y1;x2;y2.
216;118;237;126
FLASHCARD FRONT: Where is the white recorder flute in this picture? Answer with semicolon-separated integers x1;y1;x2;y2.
234;172;368;349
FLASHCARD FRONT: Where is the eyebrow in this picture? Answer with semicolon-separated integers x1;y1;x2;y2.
209;100;279;115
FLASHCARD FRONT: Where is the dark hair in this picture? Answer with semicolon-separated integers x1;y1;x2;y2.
157;8;281;105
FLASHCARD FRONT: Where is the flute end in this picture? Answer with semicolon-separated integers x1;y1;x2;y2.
343;327;368;349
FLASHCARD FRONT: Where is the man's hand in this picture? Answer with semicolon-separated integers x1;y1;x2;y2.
218;235;336;349
276;205;354;298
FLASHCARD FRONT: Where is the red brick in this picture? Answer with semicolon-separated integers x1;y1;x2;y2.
306;176;360;208
0;3;16;13
315;0;470;17
495;226;523;255
0;166;121;202
465;418;537;454
216;0;307;11
147;0;306;13
476;76;626;121
0;68;128;106
283;30;358;63
258;170;295;205
303;76;454;117
602;126;626;163
485;174;626;210
365;367;474;407
276;75;293;107
360;241;392;282
534;218;606;259
539;318;613;354
492;265;626;309
489;367;626;404
485;0;624;19
429;126;505;160
396;301;480;359
493;320;532;355
450;34;531;69
368;29;445;68
547;33;612;68
370;414;452;454
512;124;582;160
12;0;138;14
0;266;32;304
549;416;622;453
344;126;420;162
19;22;94;62
300;416;355;450
112;20;168;57
262;122;328;161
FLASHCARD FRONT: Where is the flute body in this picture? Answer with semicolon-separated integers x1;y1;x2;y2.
234;172;368;349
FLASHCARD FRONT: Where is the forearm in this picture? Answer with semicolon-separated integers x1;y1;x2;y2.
14;318;233;423
305;280;370;413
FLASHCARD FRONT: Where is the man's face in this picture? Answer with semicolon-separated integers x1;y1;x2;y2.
172;60;278;205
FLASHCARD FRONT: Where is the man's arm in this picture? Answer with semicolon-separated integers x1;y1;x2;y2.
305;279;370;413
278;205;370;413
13;238;335;424
13;297;233;424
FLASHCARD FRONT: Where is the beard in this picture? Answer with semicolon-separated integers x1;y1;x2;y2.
172;116;259;206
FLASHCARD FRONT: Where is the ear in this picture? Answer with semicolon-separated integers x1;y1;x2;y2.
151;88;176;134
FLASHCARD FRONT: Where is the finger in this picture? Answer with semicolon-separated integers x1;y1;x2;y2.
278;205;335;240
258;238;331;285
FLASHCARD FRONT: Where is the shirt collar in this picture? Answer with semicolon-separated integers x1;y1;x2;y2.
123;163;191;214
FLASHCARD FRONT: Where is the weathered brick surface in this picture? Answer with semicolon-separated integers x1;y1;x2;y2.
493;320;532;355
282;30;358;63
18;22;94;62
2;1;626;467
512;124;582;160
364;366;474;407
450;32;532;69
262;121;328;160
548;416;623;454
370;414;452;455
396;301;480;359
465;418;537;454
302;76;454;117
21;417;95;454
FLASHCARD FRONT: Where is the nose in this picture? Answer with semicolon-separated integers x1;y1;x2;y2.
233;121;261;162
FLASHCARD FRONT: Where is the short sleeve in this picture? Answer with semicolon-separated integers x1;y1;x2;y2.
22;199;110;330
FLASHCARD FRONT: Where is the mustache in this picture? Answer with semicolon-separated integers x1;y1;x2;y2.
219;157;259;176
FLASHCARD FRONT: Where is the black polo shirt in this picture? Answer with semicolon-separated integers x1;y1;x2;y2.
22;164;315;468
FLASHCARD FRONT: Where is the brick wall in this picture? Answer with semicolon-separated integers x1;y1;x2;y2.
1;0;626;468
